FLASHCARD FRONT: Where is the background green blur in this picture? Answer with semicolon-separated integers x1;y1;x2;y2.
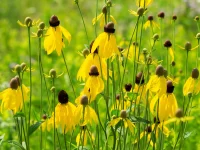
1;0;200;149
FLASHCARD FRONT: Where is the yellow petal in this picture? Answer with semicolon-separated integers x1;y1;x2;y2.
150;94;158;114
109;118;121;127
60;26;71;43
92;13;103;25
168;47;174;62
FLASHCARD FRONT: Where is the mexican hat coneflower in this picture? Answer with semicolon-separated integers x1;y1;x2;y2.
44;15;71;56
183;68;200;96
74;95;98;126
91;22;120;59
0;77;29;114
150;80;178;121
144;16;159;30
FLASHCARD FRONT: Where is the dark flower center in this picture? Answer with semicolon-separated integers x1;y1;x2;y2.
125;83;132;92
104;22;115;33
58;90;69;104
167;80;174;93
89;65;99;76
49;15;60;27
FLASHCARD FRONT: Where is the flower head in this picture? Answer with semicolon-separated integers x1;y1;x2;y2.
144;15;159;30
0;77;29;114
91;22;120;59
44;15;71;56
164;40;174;62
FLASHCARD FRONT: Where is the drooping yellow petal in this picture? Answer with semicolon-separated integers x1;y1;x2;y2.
126;119;135;133
110;15;117;25
92;13;104;25
168;47;174;62
134;132;145;143
109;118;121;127
60;26;71;43
183;77;194;96
129;10;138;16
144;21;150;30
150;94;158;114
136;0;153;7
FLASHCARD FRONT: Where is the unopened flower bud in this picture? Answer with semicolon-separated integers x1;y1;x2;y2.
82;48;90;57
153;33;159;41
38;22;45;29
196;33;200;39
49;69;56;78
195;16;199;21
21;62;27;71
50;86;56;92
185;42;192;50
172;15;177;21
120;110;127;119
102;6;107;14
191;68;199;79
15;64;22;74
42;114;47;120
58;90;69;104
25;17;32;27
80;95;89;105
171;61;176;67
37;29;43;37
142;48;148;55
137;7;144;16
106;0;112;7
156;65;164;76
175;109;183;118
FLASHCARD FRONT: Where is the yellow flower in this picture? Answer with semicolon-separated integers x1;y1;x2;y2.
76;126;95;146
44;15;71;56
17;17;39;27
183;68;200;96
42;90;76;133
165;109;194;125
144;16;159;30
91;22;120;59
82;65;104;102
77;53;107;81
109;110;135;133
136;0;153;8
164;40;175;62
178;41;198;52
150;80;178;121
0;77;29;114
92;6;116;28
74;95;98;125
146;65;167;98
110;94;131;111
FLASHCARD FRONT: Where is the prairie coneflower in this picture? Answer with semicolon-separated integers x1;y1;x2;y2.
146;65;167;98
77;51;107;81
91;22;120;59
42;90;76;133
164;40;174;62
44;15;71;56
109;110;135;133
136;0;153;8
110;94;131;111
183;68;200;96
82;65;104;102
74;95;98;125
150;80;178;121
76;125;95;146
92;6;116;28
0;77;29;114
144;16;159;30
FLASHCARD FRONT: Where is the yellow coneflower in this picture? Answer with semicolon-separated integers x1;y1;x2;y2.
77;44;107;81
178;41;198;52
165;109;194;125
144;16;159;30
91;22;120;59
76;125;95;146
146;65;167;98
150;80;178;121
136;0;153;8
110;94;131;111
42;90;76;133
183;68;200;96
82;65;104;102
74;95;98;126
164;40;175;62
92;6;116;28
109;110;135;133
17;17;39;27
44;15;71;56
0;77;29;114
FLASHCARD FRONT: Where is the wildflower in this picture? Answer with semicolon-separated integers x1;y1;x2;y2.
44;15;71;56
178;41;198;52
76;125;95;146
146;65;167;98
144;16;159;30
158;12;165;19
91;22;120;59
183;68;200;96
42;90;76;133
165;109;194;124
74;95;98;125
109;110;135;133
129;7;145;17
136;0;153;8
172;15;177;21
77;42;108;81
92;6;116;28
150;80;178;121
44;68;63;79
0;77;29;114
82;65;104;102
111;94;131;111
17;17;39;27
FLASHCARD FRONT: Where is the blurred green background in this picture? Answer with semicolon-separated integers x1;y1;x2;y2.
1;0;200;149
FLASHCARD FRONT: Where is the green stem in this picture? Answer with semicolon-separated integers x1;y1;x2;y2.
61;50;76;98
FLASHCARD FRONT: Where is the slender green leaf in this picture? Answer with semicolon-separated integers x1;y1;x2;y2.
28;121;43;136
7;140;26;150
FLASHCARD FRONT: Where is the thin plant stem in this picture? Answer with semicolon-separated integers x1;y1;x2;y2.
64;131;67;150
75;2;89;44
61;50;76;98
